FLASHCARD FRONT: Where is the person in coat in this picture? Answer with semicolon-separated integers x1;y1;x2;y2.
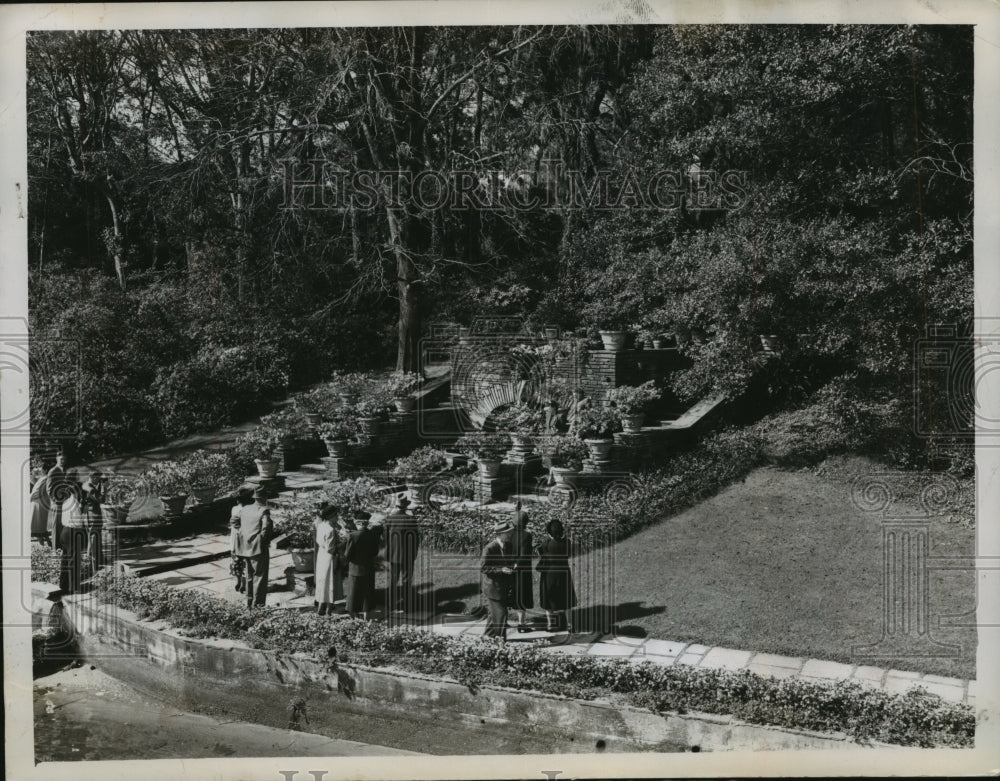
30;467;51;544
384;496;421;614
480;520;515;640
45;452;70;546
509;504;534;631
233;486;274;608
537;518;576;632
343;511;381;619
314;504;346;615
79;469;106;576
228;486;253;593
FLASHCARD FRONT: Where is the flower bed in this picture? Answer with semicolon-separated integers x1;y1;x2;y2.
86;569;973;748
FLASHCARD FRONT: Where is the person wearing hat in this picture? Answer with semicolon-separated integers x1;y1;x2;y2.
480;519;515;640
233;486;274;608
537;518;576;632
229;486;254;593
384;495;421;615
45;452;70;547
343;510;381;619
509;503;535;631
314;504;347;615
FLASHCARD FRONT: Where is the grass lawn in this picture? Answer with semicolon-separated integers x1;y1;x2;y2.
411;457;976;680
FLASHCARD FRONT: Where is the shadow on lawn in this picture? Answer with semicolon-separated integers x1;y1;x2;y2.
572;601;666;636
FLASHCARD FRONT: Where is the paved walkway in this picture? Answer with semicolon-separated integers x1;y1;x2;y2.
109;524;977;709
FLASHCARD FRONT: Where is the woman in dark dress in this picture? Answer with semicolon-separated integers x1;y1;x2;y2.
537;518;576;632
509;506;534;631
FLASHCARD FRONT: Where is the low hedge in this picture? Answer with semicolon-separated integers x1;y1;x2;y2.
88;569;973;747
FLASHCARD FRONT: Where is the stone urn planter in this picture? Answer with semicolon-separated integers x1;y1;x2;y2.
598;330;627;351
543;326;560;340
255;459;280;479
160;494;189;518
304;412;323;428
190;485;217;505
339;392;359;407
510;433;534;451
406;481;429;507
477;458;502;479
290;548;315;573
584;439;614;461
550;466;579;487
100;504;128;526
323;438;349;458
620;413;646;434
393;397;417;413
652;339;664;349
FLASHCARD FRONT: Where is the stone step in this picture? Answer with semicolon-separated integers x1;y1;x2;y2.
299;463;329;475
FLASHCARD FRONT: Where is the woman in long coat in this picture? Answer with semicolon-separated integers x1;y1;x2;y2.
509;506;534;631
537;518;576;632
45;453;70;545
30;470;50;543
314;505;346;615
79;469;106;576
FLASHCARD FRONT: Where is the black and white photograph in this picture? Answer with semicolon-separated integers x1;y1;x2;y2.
2;1;999;779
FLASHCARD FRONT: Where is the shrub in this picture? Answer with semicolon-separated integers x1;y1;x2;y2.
294;384;344;419
88;569;974;747
492;402;544;434
139;460;189;497
103;473;142;508
454;430;509;461
391;446;451;479
383;371;422;398
320;477;389;516
275;496;320;549
179;450;239;493
536;434;587;470
260;407;313;439
605;380;661;415
576;405;621;440
318;418;356;441
31;542;62;584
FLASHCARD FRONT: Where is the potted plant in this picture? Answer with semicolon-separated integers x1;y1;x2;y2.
179;450;233;504
294;384;342;422
333;371;371;406
353;396;392;437
101;474;141;525
275;497;319;573
576;405;621;461
318;418;354;458
455;430;509;478
537;435;587;486
140;460;190;518
391;446;451;505
606;380;662;434
383;371;422;412
492;402;544;449
234;426;283;478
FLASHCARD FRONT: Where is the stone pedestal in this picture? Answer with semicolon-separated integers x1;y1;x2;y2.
473;475;509;505
320;456;351;480
581;458;613;474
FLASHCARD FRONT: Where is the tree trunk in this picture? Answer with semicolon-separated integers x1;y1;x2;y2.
105;191;126;290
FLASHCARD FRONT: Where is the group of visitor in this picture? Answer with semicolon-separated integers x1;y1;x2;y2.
480;503;576;640
29;452;106;594
228;491;422;619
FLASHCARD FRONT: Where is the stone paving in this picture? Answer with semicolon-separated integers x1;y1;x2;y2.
110;524;977;708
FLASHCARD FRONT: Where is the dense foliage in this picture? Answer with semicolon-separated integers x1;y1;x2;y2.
28;25;972;467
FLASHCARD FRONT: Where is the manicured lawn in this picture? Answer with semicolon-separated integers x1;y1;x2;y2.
413;459;976;680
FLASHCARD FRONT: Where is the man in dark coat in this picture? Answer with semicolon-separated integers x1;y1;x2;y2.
480;520;515;640
384;495;421;614
234;486;274;608
509;503;534;631
343;511;381;619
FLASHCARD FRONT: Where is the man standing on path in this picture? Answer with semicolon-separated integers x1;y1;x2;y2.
344;511;381;619
480;520;515;640
234;486;274;608
45;452;70;546
384;496;421;616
